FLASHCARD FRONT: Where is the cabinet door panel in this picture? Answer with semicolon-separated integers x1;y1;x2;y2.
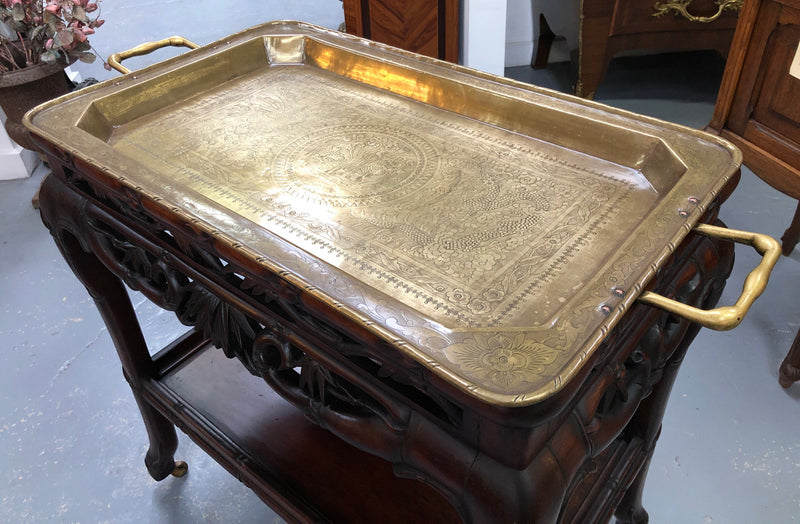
743;15;800;166
367;0;440;59
751;21;800;137
744;121;800;180
342;0;459;62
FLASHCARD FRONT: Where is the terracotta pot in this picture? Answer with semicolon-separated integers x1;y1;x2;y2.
0;59;72;151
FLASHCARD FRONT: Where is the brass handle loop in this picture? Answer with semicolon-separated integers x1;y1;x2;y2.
638;223;781;331
652;0;743;23
107;36;199;74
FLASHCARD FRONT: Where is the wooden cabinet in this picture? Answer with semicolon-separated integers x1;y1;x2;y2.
707;0;800;388
576;0;740;97
342;0;459;62
710;0;800;200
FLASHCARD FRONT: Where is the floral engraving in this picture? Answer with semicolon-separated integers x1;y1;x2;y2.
451;333;559;389
273;124;438;207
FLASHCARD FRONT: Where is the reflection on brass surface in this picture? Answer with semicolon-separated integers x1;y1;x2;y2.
638;224;780;330
107;66;658;329
652;0;743;23
25;22;745;406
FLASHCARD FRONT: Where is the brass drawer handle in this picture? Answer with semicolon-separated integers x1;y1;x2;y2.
638;224;780;331
108;36;199;74
652;0;743;23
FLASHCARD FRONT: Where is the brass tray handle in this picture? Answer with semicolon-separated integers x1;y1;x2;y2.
107;36;199;74
652;0;743;23
638;223;781;331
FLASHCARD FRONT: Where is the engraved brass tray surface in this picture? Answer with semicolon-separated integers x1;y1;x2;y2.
25;21;741;406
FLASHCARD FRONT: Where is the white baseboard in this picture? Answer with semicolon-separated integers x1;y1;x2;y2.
65;66;82;84
505;39;572;69
0;146;39;180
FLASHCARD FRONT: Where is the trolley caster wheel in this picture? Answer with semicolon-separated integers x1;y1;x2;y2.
171;461;188;478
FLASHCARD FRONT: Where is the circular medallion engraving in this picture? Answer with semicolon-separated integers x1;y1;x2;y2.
273;124;438;207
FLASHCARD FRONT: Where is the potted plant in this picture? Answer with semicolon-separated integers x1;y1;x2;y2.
0;0;105;150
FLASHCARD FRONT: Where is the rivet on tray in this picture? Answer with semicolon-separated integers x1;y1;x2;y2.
688;196;699;204
599;304;612;315
678;210;689;217
612;287;625;297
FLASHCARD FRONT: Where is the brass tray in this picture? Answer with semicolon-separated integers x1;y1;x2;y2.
26;22;760;406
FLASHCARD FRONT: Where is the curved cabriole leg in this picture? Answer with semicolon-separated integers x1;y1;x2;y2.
613;326;699;524
779;329;800;388
776;202;800;386
133;391;182;481
780;201;800;256
613;454;651;524
38;174;184;482
574;4;615;99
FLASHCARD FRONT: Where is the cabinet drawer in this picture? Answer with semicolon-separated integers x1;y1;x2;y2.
610;0;739;36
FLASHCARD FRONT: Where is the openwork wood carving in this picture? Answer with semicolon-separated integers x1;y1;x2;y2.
55;167;458;439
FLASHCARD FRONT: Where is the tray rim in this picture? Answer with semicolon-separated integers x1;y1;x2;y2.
25;21;742;407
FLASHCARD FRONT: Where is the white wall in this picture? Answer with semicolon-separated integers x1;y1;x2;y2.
461;0;509;76
504;0;535;68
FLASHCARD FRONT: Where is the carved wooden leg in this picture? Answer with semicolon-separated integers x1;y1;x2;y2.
614;452;652;524
575;54;613;100
780;200;800;256
615;322;702;524
532;14;556;69
574;5;615;98
38;174;184;481
779;328;800;388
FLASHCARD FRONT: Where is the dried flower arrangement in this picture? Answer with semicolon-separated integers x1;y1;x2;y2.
0;0;105;73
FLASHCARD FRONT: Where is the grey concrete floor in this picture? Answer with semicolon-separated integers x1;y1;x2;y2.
1;3;800;522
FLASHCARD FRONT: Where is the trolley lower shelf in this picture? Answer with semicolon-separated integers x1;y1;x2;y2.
147;331;458;523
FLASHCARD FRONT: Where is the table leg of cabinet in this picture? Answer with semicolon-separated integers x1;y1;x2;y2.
779;328;800;388
779;201;800;256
